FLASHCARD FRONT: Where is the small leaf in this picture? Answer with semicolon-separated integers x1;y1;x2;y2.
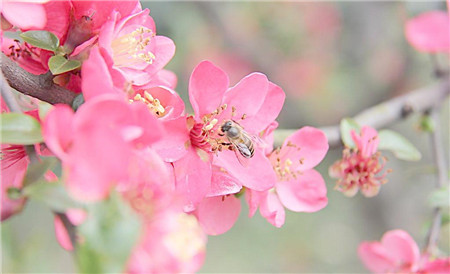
38;101;53;121
340;118;360;148
20;30;60;52
23;157;57;187
428;186;449;208
48;56;81;75
0;113;43;144
77;192;140;273
378;130;422;161
419;114;435;132
23;181;82;212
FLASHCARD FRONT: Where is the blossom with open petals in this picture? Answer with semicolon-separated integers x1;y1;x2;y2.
329;126;389;197
246;126;329;227
173;61;285;213
359;229;450;273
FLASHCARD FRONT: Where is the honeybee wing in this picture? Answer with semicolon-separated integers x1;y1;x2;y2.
227;135;252;167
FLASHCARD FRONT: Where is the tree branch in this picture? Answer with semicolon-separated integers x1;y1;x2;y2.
1;53;77;105
274;78;450;147
424;108;448;253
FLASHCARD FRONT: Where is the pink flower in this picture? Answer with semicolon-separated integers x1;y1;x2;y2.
43;94;164;201
405;11;450;53
246;127;329;227
97;9;175;86
329;126;389;197
127;212;207;274
173;61;285;211
358;229;450;273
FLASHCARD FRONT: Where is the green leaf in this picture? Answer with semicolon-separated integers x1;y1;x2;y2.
378;130;422;161
38;101;53;121
22;157;57;187
428;186;449;208
20;30;59;52
0;113;43;144
23;181;82;212
48;56;81;75
418;114;435;132
77;192;140;273
340;118;360;148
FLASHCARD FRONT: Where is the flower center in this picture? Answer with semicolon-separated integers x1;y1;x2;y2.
271;142;304;181
1;145;27;169
130;91;165;117
111;27;156;67
189;104;248;154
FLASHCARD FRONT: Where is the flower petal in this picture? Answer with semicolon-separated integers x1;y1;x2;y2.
54;215;73;251
43;105;74;161
282;126;329;171
214;149;277;191
405;11;450;53
2;2;47;29
381;230;421;271
259;191;285;228
276;169;328;212
195;195;241;235
207;166;242;197
358;242;397;273
189;61;229;119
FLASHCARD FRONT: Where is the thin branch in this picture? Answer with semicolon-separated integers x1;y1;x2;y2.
1;53;78;105
424;108;448;254
274;78;450;147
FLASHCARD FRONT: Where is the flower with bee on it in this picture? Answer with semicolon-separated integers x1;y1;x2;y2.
173;60;285;213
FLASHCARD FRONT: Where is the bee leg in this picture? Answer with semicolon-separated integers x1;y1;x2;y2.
219;142;232;146
218;133;224;137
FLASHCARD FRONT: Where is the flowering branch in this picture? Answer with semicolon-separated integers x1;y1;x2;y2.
424;107;448;253
274;78;450;147
1;53;77;105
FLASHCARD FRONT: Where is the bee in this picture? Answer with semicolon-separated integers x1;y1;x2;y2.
219;120;255;165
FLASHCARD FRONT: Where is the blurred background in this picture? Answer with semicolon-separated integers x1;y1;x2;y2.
2;1;449;273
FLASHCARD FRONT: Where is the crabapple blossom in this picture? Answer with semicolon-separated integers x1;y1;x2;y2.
246;126;329;227
359;230;450;273
329;126;389;197
173;60;284;212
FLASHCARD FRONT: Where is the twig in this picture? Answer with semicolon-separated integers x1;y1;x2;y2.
424;108;448;254
274;78;450;147
1;70;77;251
1;53;78;105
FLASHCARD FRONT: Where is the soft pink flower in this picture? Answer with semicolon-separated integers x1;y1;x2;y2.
97;9;175;86
246;127;329;227
405;11;450;53
359;229;450;273
329;126;389;197
43;95;164;201
127;212;207;274
173;61;285;211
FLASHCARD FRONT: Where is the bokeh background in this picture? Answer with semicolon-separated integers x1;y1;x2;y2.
2;1;449;273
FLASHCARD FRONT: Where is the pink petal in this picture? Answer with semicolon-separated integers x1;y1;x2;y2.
222;73;269;127
141;86;185;120
358;242;397;273
81;47;126;101
195;195;241;235
421;258;450;273
352;126;378;158
381;230;421;271
72;0;140;30
245;189;264;217
189;61;229;119
259;191;285;228
276;169;328;212
173;148;212;210
2;2;47;29
66;208;86;226
241;82;285;134
54;215;73;251
405;11;450;53
207;166;242;197
281;126;329;171
260;121;279;155
42;0;71;40
153;116;189;162
214;149;277;191
143;36;176;77
43;105;74;161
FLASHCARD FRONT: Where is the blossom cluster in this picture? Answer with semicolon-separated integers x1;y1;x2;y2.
1;1;329;272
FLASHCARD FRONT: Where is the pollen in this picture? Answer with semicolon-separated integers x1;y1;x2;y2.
131;91;165;117
111;27;156;67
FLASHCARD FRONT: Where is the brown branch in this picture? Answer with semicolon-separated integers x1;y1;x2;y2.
1;53;77;105
424;108;448;254
274;78;450;147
